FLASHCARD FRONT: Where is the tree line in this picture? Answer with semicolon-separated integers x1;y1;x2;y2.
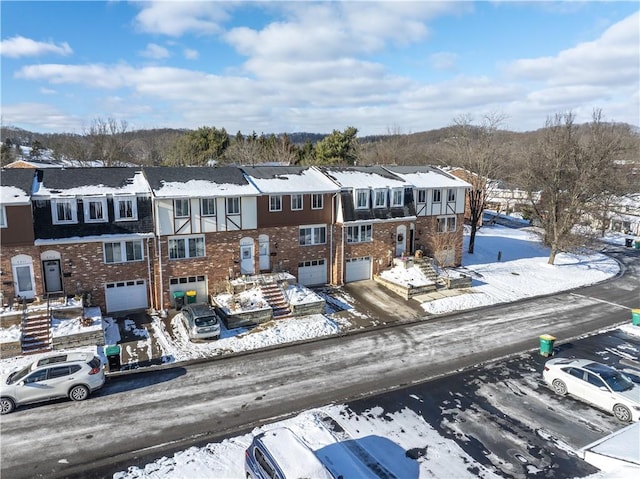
1;111;638;266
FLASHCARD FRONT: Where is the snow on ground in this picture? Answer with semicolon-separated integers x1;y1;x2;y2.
109;225;635;479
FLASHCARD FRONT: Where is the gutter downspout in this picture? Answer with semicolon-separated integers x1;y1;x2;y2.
330;192;337;285
146;238;153;312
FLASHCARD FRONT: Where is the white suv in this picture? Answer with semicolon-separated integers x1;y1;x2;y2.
0;352;105;414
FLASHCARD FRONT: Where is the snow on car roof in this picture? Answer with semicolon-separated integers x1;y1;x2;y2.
257;427;333;478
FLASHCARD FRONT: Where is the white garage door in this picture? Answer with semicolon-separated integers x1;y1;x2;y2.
105;279;148;313
345;257;371;282
169;275;208;306
297;259;327;286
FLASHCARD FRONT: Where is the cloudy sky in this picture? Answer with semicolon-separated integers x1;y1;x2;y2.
1;1;638;136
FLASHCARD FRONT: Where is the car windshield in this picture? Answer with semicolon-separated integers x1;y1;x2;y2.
7;364;32;384
195;316;216;327
600;370;634;392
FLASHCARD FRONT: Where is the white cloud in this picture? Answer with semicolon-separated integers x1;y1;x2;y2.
429;52;459;71
139;43;171;59
134;1;230;37
1;103;81;132
0;36;72;58
183;48;199;60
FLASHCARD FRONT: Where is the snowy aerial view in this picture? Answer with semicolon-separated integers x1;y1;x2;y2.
3;224;633;479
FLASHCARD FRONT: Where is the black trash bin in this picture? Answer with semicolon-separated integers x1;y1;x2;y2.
625;238;633;247
173;291;185;310
105;345;121;372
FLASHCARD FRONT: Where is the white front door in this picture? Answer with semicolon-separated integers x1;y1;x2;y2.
12;255;36;299
259;234;270;271
396;225;407;257
43;260;63;293
240;238;255;275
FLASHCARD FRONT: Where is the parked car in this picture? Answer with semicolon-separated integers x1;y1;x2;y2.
0;352;105;414
543;358;640;422
181;303;221;340
245;426;334;479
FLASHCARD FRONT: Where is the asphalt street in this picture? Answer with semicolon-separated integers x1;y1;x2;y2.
0;245;638;479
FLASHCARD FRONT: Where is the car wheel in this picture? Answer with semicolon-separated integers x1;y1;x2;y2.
613;404;632;422
552;379;567;395
69;385;90;401
0;397;15;415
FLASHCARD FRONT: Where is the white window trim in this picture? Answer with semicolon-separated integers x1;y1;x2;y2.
347;224;372;243
291;194;303;211
417;189;427;204
83;196;108;223
201;198;216;217
355;189;369;209
374;189;387;208
447;188;456;203
299;224;327;246
269;195;282;212
115;195;138;221
227;197;240;215
174;199;190;218
392;188;403;207
168;235;206;260
433;189;442;203
0;206;6;228
51;198;78;225
312;193;324;210
103;240;144;264
437;215;457;233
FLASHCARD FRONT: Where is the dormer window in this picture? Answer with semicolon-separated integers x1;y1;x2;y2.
291;194;303;211
374;189;386;208
83;196;108;223
51;198;77;224
417;189;427;203
115;195;138;221
433;190;442;203
447;188;456;202
269;195;282;212
392;188;403;207
0;206;6;228
174;199;190;218
355;189;369;209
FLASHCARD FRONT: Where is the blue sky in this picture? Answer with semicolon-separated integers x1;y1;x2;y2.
1;1;638;136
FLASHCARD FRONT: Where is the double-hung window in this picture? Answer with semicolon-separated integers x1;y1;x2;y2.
83;196;107;223
104;240;144;263
227;197;240;215
347;224;372;243
269;195;282;212
0;206;6;228
299;225;326;246
447;188;456;203
51;198;77;224
392;189;403;207
355;189;369;209
437;216;457;233
291;194;303;211
201;198;216;216
174;199;190;218
168;236;205;259
115;195;137;221
312;194;323;209
433;189;442;203
374;189;387;208
417;189;427;204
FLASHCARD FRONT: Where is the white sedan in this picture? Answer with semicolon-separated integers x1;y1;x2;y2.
543;358;640;422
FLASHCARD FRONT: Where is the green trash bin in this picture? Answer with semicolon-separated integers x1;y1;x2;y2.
173;291;185;310
539;334;556;357
186;290;197;304
104;344;121;372
632;309;640;326
635;241;640;250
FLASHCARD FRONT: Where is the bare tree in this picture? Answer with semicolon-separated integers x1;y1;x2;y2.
520;110;629;264
446;112;506;254
84;118;134;166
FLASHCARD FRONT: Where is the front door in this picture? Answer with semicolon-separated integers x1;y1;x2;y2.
259;234;270;271
395;225;407;257
11;255;36;299
240;241;255;275
43;260;63;293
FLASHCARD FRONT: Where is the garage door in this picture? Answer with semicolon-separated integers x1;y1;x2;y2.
345;257;371;282
105;279;148;313
169;275;208;306
297;259;327;286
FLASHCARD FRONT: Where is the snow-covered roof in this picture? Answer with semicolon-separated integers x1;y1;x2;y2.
320;166;409;189
242;166;339;194
0;168;36;205
386;165;471;188
144;166;260;198
33;168;150;198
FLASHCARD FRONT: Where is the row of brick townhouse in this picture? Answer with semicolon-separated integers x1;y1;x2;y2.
0;165;470;314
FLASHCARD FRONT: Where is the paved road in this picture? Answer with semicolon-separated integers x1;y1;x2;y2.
1;246;638;479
